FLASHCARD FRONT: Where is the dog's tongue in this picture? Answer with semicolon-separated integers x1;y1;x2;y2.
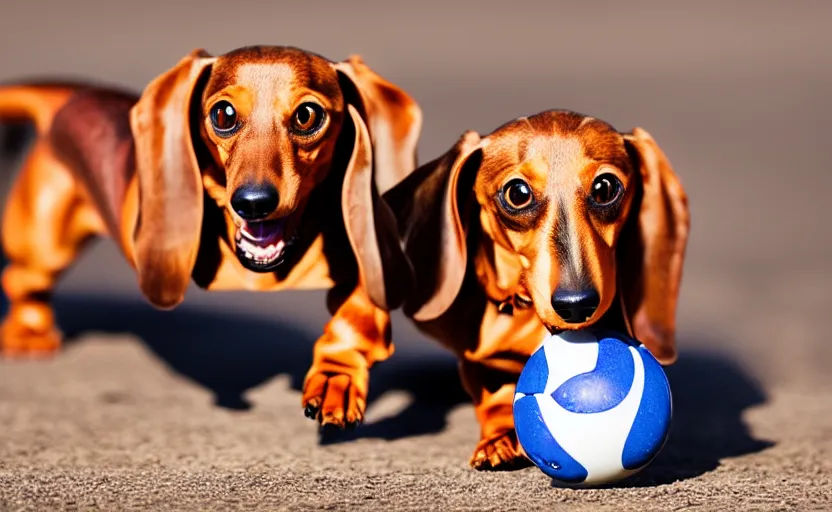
241;218;285;244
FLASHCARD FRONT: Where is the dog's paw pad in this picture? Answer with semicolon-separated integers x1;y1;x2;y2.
301;370;366;429
470;431;529;471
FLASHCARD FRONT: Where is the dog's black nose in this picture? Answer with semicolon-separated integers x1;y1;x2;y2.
230;184;279;221
551;288;600;324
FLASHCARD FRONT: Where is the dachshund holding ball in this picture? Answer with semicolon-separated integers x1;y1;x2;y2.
372;111;690;469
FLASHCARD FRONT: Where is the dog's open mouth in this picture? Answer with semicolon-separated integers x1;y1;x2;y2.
234;217;295;272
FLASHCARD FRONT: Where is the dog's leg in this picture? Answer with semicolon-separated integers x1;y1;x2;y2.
302;284;393;428
0;141;104;356
458;301;547;470
459;360;529;470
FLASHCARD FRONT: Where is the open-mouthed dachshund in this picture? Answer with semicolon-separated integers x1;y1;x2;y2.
374;110;689;470
0;46;420;429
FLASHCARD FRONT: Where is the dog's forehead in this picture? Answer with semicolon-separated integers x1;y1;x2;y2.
482;112;629;177
206;49;340;99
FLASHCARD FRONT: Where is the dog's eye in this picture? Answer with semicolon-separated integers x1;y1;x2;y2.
210;101;238;136
502;178;534;211
590;173;623;206
291;103;326;136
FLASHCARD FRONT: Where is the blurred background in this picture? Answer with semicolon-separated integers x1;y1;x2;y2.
0;1;830;506
1;0;829;384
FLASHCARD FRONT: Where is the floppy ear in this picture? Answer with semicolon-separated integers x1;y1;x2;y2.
382;131;482;321
333;56;421;310
129;49;215;309
333;55;422;194
618;128;690;364
341;104;414;310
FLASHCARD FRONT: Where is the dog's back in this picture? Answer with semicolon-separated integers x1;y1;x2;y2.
49;89;138;239
0;83;139;243
0;83;82;133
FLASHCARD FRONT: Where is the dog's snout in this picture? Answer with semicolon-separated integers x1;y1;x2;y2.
551;288;600;324
231;184;279;221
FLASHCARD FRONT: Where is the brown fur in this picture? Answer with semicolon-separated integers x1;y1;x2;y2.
376;110;690;470
0;46;421;429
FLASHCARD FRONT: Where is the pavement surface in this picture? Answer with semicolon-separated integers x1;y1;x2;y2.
1;1;831;510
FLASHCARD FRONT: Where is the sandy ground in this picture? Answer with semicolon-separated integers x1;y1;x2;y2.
1;1;831;510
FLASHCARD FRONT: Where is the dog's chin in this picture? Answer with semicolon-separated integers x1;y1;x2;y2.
545;325;566;335
542;315;596;335
542;314;606;335
234;217;296;273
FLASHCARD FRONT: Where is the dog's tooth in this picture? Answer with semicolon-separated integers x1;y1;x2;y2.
245;251;253;259
241;226;259;241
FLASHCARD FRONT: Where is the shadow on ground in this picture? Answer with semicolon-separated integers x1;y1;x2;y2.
5;289;773;485
49;293;468;437
622;346;775;487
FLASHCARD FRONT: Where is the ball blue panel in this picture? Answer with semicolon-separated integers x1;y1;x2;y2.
551;337;634;413
592;328;639;347
621;345;673;470
516;346;549;396
514;395;588;483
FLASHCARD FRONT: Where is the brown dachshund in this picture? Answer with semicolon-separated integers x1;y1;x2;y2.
0;46;420;429
375;110;689;470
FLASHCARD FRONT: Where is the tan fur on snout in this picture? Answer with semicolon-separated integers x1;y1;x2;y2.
199;61;344;222
465;120;636;333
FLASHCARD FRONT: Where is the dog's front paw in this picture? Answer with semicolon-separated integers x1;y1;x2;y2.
0;321;62;359
302;369;368;429
470;431;530;471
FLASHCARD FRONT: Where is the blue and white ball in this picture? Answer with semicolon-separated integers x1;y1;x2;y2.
513;329;672;486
